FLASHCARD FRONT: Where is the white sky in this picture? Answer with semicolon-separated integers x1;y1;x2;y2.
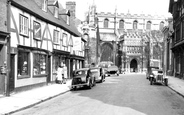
58;0;172;21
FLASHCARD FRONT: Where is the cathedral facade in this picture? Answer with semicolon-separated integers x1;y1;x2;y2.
86;5;167;73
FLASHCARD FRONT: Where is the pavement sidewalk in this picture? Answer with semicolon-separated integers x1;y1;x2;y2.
167;76;184;98
0;75;184;115
0;80;72;115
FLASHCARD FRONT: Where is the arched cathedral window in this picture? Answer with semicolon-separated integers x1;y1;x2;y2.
133;20;138;29
146;21;151;30
104;18;109;28
159;21;164;30
119;19;124;29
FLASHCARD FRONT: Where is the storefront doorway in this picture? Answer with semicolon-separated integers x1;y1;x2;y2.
0;44;5;94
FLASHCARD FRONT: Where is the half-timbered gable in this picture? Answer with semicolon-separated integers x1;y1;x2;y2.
8;0;81;90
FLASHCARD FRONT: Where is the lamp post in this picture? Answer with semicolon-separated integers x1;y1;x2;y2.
83;33;89;66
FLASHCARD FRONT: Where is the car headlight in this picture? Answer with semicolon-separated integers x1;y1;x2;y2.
150;75;153;77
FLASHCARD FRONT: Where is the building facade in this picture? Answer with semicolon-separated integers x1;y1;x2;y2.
162;18;174;76
169;0;184;79
0;0;85;96
86;3;167;73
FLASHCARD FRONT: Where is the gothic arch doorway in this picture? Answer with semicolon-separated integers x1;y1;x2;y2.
100;42;113;62
130;59;138;72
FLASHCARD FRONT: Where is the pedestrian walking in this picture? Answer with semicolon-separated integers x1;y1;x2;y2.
56;65;64;84
63;64;68;84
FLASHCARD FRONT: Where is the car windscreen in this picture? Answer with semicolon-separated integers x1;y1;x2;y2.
158;70;163;73
90;69;98;73
74;70;87;75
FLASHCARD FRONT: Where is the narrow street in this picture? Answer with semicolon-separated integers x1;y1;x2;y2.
13;73;184;115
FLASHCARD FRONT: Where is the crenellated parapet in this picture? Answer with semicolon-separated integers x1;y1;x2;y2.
97;12;166;20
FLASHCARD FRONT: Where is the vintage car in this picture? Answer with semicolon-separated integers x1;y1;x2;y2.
146;66;159;79
71;68;96;90
106;65;119;76
149;69;168;86
90;67;105;83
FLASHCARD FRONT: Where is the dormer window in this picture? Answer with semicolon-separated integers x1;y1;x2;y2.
48;0;59;18
59;9;70;25
43;0;48;12
54;6;59;18
66;14;70;25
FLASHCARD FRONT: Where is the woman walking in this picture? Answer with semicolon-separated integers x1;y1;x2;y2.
56;65;63;84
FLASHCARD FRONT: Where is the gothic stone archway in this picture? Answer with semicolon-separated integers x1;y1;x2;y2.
100;42;113;62
130;59;138;72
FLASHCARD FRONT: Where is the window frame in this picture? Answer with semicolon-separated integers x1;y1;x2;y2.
33;21;41;40
159;21;164;30
62;33;68;47
104;18;109;28
19;14;29;37
146;21;151;30
119;19;124;29
133;20;138;29
53;29;59;44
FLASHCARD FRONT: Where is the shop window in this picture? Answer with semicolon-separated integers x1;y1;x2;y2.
33;52;47;76
104;18;109;28
53;30;59;44
33;21;41;40
18;49;30;78
19;14;29;36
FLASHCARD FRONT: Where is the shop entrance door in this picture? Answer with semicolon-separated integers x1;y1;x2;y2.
9;54;15;92
0;44;5;94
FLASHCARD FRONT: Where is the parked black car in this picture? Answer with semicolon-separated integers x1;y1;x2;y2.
71;68;96;90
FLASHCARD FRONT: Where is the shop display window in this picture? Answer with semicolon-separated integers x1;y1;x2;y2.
33;52;47;76
18;50;30;78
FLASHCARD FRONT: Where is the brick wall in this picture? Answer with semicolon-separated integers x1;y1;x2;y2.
0;0;7;32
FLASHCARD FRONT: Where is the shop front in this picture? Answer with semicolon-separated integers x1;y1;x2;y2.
0;31;10;95
52;49;70;81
